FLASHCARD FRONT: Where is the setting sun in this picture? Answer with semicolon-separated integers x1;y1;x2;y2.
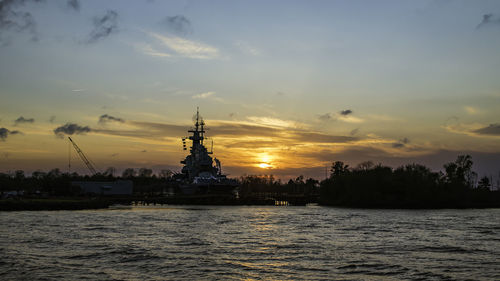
258;163;272;169
257;153;273;169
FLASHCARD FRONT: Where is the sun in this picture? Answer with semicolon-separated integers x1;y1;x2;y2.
258;163;272;169
257;153;274;169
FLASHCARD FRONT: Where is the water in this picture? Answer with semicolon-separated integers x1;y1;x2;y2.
1;206;499;280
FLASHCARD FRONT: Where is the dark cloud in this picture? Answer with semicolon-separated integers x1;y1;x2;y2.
99;114;125;124
392;137;410;148
53;123;91;137
350;128;359;136
141;150;147;153
473;123;500;136
340;109;353;116
111;153;119;157
0;0;42;45
86;10;118;43
476;14;500;29
292;132;358;144
163;15;192;36
318;113;332;121
49;115;56;123
0;127;21;141
14;116;34;125
66;0;79;11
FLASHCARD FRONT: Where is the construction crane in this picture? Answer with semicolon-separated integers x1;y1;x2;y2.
68;137;99;176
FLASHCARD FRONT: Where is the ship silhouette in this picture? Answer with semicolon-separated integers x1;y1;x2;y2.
176;108;238;195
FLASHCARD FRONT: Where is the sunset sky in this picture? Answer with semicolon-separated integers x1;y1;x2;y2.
1;0;500;180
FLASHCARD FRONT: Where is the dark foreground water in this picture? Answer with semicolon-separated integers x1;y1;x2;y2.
1;206;499;280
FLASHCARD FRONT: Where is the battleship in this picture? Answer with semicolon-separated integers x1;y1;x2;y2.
176;108;238;196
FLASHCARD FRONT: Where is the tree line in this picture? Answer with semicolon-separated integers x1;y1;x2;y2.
1;155;499;208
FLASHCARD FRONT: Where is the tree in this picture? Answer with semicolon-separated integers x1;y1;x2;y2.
477;176;491;191
159;169;173;179
122;168;136;178
330;161;349;178
443;155;477;188
139;168;153;178
356;161;374;171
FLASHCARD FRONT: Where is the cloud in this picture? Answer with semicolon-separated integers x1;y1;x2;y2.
464;106;478;115
350;128;359;136
136;43;171;57
163;15;192;36
148;31;219;59
445;122;500;138
98;114;125;124
192;91;215;99
141;150;147;153
476;14;500;29
0;0;41;45
234;41;261;56
0;127;21;141
66;0;79;11
336;110;364;123
473;123;500;136
392;137;410;148
340;109;352;116
49;115;56;123
53;123;91;137
86;10;118;43
318;113;333;121
14;116;34;125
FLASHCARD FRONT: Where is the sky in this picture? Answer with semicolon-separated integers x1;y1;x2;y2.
1;0;500;181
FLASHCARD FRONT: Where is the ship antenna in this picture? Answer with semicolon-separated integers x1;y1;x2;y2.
195;106;199;131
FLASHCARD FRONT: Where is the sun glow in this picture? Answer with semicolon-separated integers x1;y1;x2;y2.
257;153;274;169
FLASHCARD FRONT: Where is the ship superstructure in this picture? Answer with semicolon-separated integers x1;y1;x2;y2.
178;108;237;195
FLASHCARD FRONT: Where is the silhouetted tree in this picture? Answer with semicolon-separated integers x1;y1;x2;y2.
139;168;153;178
330;161;349;178
477;176;491;191
122;168;136;178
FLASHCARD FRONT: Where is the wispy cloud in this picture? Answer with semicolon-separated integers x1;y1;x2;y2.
318;113;333;121
476;14;500;29
14;116;34;125
66;0;79;12
444;122;500;137
148;31;219;59
98;114;125;124
473;123;500;136
85;10;118;44
392;137;410;148
192;91;215;99
137;43;171;57
234;40;261;56
162;15;192;36
0;0;40;45
464;106;479;115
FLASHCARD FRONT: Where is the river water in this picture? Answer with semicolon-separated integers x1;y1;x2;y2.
0;205;499;280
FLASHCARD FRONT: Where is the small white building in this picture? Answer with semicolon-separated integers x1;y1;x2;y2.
71;180;133;195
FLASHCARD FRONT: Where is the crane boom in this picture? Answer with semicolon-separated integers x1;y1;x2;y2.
68;137;99;176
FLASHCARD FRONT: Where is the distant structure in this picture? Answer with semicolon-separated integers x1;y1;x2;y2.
72;180;133;196
68;137;133;195
177;108;238;195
